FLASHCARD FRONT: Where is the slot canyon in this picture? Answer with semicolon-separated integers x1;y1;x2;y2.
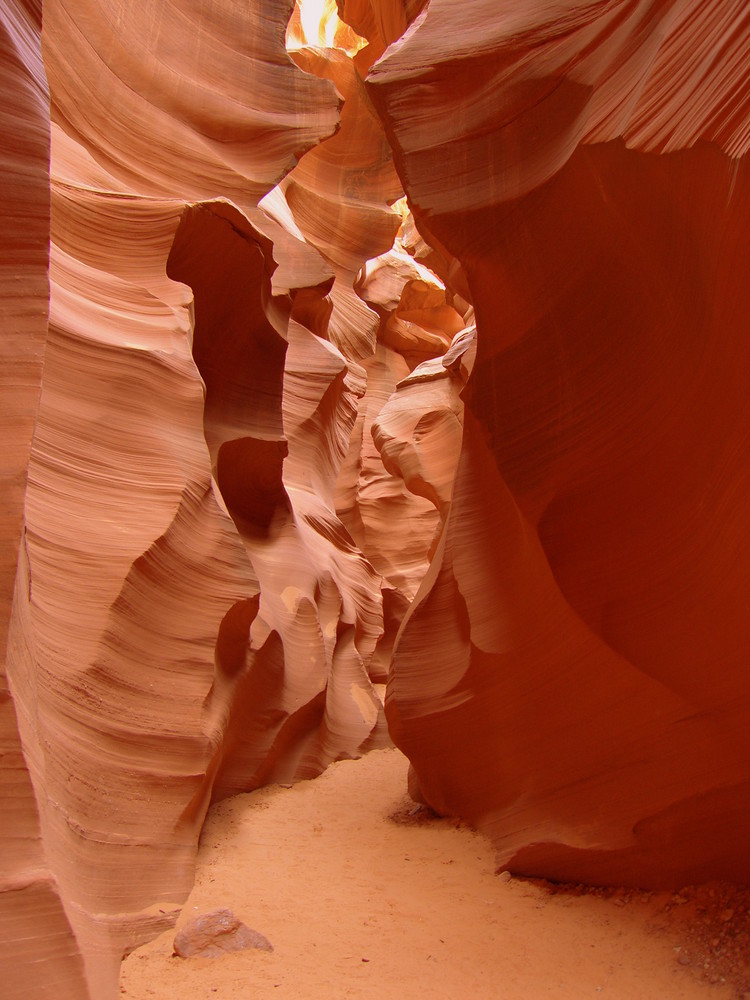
1;1;749;997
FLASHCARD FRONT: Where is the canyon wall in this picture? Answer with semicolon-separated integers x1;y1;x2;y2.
0;3;91;997
2;1;445;996
1;1;749;996
367;0;750;887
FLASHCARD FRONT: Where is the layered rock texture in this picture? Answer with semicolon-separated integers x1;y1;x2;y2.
1;0;749;996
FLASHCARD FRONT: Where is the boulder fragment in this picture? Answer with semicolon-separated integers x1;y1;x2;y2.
173;909;273;959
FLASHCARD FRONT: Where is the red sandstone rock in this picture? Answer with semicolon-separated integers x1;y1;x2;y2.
369;0;750;887
3;1;750;996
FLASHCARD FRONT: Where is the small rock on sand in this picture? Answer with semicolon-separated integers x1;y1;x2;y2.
173;909;273;958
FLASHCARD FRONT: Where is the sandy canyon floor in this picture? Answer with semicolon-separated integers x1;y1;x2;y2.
120;748;749;999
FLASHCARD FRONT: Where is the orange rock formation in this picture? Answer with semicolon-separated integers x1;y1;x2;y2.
1;1;749;996
1;3;90;997
368;0;750;887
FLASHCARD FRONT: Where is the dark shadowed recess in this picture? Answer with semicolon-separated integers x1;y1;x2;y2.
167;201;290;537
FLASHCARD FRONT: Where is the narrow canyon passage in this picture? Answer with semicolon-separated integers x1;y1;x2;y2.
120;749;743;1000
4;3;750;997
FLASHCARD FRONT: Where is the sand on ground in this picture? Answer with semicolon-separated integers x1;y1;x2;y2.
120;748;745;999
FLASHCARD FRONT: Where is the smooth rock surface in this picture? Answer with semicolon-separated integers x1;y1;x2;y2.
368;0;750;887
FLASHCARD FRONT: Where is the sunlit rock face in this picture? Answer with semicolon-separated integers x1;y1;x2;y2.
0;4;91;998
2;1;427;997
368;0;750;888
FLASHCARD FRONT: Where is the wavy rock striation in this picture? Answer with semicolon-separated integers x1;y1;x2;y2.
369;0;750;887
3;1;750;996
1;4;91;998
2;1;405;996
